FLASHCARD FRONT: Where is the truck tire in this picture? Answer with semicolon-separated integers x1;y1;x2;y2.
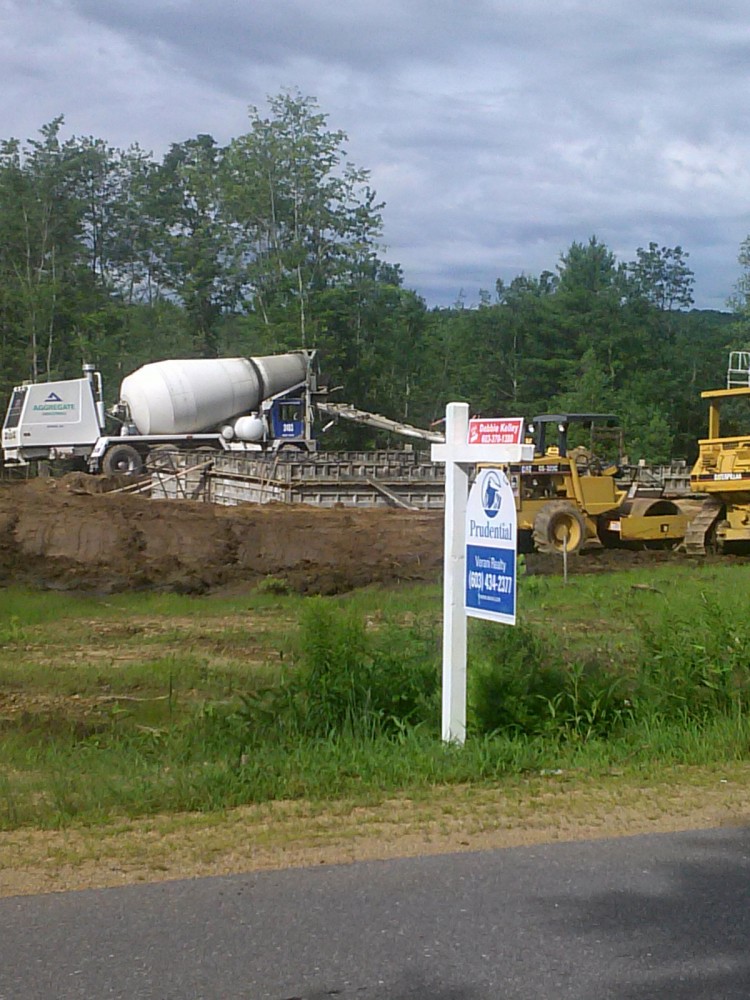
533;501;587;555
102;443;143;477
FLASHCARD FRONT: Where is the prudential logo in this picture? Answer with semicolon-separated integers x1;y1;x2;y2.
481;470;503;518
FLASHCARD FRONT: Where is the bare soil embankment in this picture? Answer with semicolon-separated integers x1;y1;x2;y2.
0;475;697;594
0;477;445;594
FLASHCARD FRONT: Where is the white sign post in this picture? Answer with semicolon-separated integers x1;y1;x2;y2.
431;403;534;744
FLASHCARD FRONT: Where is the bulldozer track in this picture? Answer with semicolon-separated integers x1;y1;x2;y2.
683;497;723;555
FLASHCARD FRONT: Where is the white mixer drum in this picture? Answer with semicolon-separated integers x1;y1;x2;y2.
119;354;308;436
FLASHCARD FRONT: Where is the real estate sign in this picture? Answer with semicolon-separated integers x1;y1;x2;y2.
465;467;517;625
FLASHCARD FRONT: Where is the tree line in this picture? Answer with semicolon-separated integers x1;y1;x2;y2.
0;91;745;462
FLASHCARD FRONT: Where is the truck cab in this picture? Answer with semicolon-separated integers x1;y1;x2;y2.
2;367;105;465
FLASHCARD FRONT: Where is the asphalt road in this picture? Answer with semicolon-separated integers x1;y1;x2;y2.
1;826;749;999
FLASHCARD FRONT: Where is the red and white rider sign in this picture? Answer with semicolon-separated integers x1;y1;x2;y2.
467;418;524;446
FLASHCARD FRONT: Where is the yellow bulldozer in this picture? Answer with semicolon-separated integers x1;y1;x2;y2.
686;351;750;554
511;413;687;555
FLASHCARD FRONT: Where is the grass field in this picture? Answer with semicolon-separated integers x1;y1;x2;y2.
3;558;750;844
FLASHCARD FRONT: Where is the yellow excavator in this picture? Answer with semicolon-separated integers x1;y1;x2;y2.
511;414;687;555
686;351;750;554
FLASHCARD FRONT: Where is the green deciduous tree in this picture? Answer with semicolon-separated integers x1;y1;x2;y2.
627;242;695;313
222;91;383;349
154;134;236;357
0;105;735;467
0;118;119;390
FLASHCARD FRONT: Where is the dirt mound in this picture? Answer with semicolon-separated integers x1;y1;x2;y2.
0;479;445;594
0;477;699;595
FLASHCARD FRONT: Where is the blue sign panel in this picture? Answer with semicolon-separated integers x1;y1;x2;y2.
465;468;517;624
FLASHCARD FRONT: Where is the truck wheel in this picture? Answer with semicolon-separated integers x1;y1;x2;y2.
102;444;143;476
533;501;586;555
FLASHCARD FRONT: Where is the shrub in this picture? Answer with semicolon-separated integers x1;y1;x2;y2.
238;599;440;741
637;595;750;721
469;623;565;736
256;575;291;596
469;622;630;740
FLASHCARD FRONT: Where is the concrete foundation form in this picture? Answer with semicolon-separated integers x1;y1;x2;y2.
149;448;446;509
147;450;694;510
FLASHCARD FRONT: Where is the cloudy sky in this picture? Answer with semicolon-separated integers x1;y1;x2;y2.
3;0;750;310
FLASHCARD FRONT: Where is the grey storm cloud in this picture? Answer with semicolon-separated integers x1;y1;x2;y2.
5;0;750;308
67;0;508;77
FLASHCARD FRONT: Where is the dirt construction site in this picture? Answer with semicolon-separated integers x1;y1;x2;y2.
1;473;748;900
0;475;447;595
0;474;698;595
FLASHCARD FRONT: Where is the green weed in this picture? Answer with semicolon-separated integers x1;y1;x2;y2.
236;598;440;741
468;621;630;741
637;593;750;721
3;567;750;832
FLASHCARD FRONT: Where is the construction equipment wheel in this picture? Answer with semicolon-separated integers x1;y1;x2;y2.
101;443;143;477
636;498;684;550
602;497;684;550
532;501;587;555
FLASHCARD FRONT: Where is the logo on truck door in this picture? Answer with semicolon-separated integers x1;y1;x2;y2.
33;391;75;413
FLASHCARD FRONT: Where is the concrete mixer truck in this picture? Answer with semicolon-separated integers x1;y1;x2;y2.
2;350;319;475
